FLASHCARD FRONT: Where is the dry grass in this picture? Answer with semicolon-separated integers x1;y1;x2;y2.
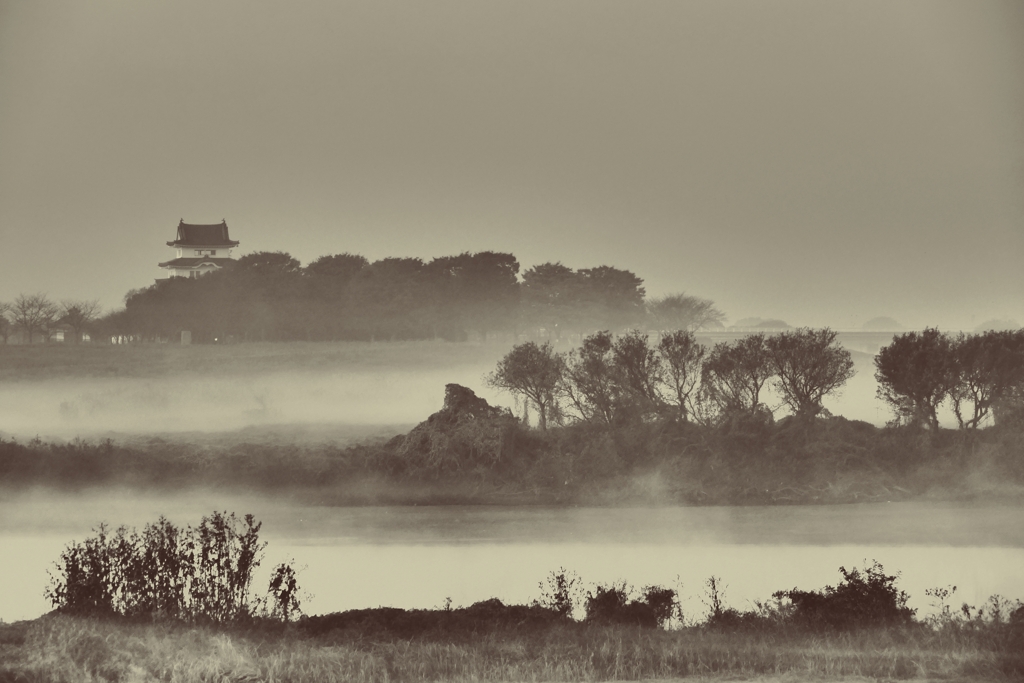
1;615;1021;683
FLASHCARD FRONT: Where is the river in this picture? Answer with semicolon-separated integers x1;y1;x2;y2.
2;491;1022;624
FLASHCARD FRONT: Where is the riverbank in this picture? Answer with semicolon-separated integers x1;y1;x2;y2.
3;414;1023;507
2;341;1022;507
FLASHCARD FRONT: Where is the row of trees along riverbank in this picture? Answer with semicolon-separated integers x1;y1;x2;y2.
488;327;1024;431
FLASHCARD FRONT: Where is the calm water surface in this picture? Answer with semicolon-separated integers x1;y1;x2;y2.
2;492;1022;622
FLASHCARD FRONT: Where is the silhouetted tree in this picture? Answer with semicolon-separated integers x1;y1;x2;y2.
349;257;434;340
560;331;618;424
487;341;563;430
575;266;646;332
302;253;369;340
58;300;102;343
303;253;368;280
701;334;773;417
994;383;1024;428
94;308;131;342
233;251;301;274
656;330;706;422
428;252;520;339
610;329;662;420
124;278;205;340
11;293;58;343
0;302;11;343
947;330;1024;430
521;262;582;339
457;251;521;338
229;252;304;341
101;250;665;345
766;328;855;419
874;328;953;430
647;294;725;332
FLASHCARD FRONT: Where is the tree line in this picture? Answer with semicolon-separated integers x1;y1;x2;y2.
0;251;725;344
875;328;1024;430
0;294;100;344
487;327;855;429
489;326;1024;431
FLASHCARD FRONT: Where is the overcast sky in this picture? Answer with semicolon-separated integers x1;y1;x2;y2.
1;0;1021;329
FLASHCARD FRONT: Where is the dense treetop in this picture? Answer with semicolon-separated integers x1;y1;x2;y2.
70;250;718;344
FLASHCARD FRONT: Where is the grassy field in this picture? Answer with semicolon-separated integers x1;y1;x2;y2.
1;611;1021;682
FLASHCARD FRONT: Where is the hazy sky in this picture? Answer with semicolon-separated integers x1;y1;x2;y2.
1;0;1021;329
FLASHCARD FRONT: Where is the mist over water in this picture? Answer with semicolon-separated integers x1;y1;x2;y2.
0;347;898;442
2;492;1023;624
0;341;1014;626
0;366;503;440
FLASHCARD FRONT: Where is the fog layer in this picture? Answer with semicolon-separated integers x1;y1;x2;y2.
0;345;968;440
0;367;501;440
3;492;1023;623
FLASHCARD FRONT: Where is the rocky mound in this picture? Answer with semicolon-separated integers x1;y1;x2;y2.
433;383;511;425
387;384;522;471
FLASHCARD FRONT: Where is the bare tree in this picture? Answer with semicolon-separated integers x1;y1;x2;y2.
59;300;102;343
486;341;564;430
11;293;58;343
766;328;855;419
647;293;725;332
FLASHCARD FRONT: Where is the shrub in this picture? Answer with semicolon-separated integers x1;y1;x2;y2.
774;560;915;630
45;511;299;623
265;560;303;622
701;575;754;630
583;581;678;629
535;567;583;618
641;584;680;627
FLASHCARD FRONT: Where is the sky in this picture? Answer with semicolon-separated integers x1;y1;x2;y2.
0;0;1021;330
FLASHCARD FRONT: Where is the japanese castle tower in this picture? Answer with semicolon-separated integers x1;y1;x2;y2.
159;219;240;278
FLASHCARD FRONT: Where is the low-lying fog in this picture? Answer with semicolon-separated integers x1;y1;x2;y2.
1;343;1004;624
0;366;500;440
0;349;937;441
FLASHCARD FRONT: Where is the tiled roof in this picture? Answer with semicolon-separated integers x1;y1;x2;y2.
166;220;240;247
158;257;235;269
